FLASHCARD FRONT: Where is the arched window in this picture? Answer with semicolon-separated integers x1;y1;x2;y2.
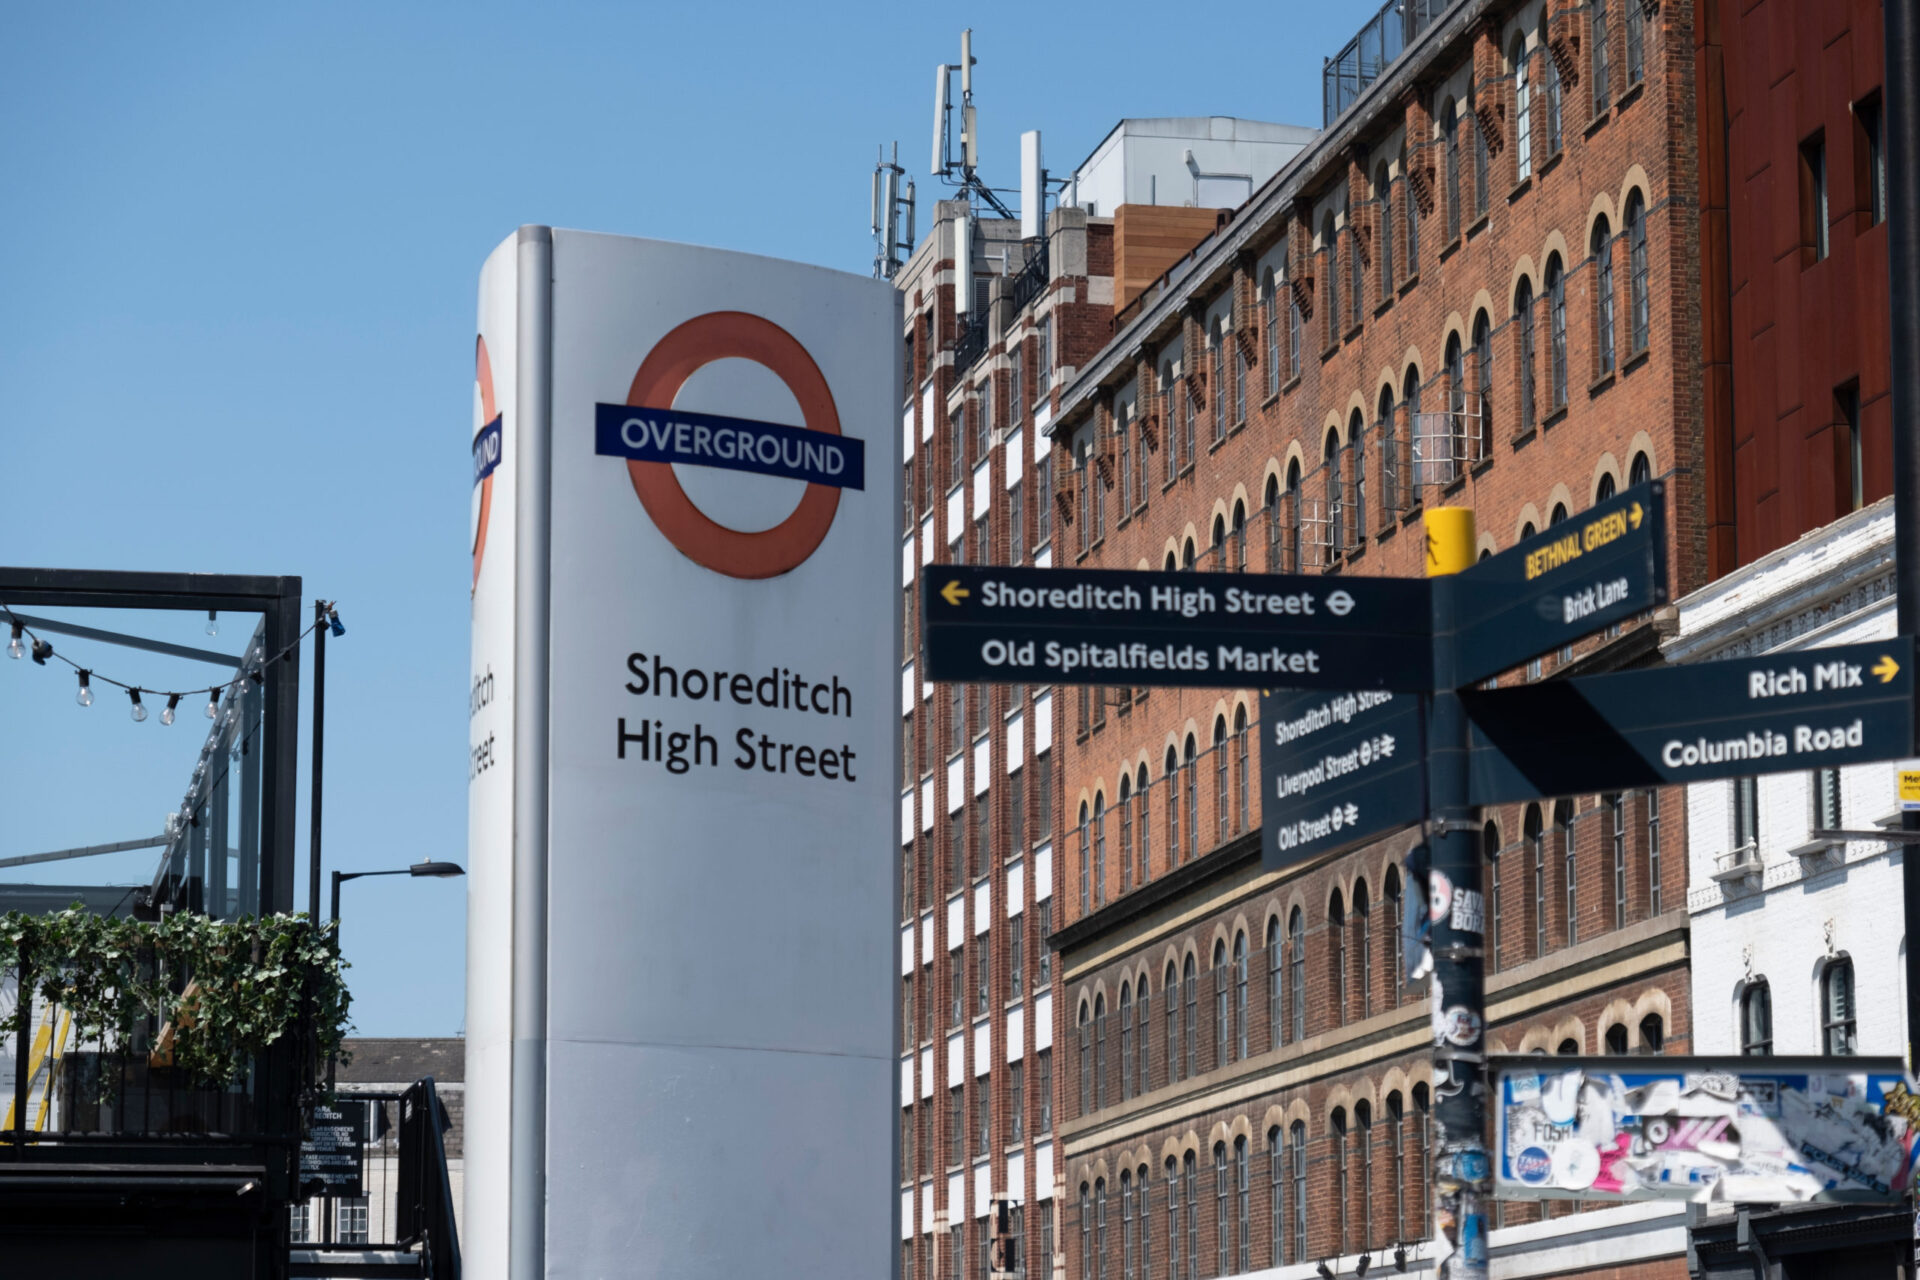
1165;747;1182;865
1322;214;1340;348
1166;1157;1182;1280
1213;939;1230;1069
1329;889;1348;1023
1353;879;1372;1019
1214;1142;1230;1276
1231;500;1246;573
1348;206;1364;329
1516;278;1537;432
1356;1099;1375;1249
1119;776;1134;894
1326;428;1345;558
1484;821;1503;968
1550;502;1568;526
1094;792;1108;908
1471;89;1490;216
1288;1121;1308;1263
1639;1012;1665;1054
1331;1107;1351;1252
1605;1022;1629;1054
1287;279;1304;383
1630;451;1652;486
1137;763;1152;886
1182;538;1195;571
1262;270;1280;398
1233;706;1250;832
1545;26;1564;155
1546;254;1567;409
1120;982;1135;1099
1081;1182;1093;1280
1513;36;1533;181
1349;408;1368;543
1264;474;1281;570
1472;310;1495;457
1443;100;1462;242
1184;734;1197;853
1742;980;1773;1055
1213;717;1230;840
1234;1135;1251;1273
1266;917;1283;1050
1183;953;1198;1078
1593;0;1612;110
1118;399;1133;513
1404;149;1421;270
1285;459;1303;571
1377;385;1398;517
1162;363;1179;481
1558;1037;1580;1056
1376;163;1395;293
1136;971;1151;1093
1210;516;1226;574
1288;907;1306;1041
1598;473;1616;504
1209;320;1227;446
1626;192;1649;353
1233;930;1249;1061
1556;798;1576;945
1078;1001;1093;1114
1593;218;1616;376
1138;1163;1152;1271
1822;959;1857;1055
1166;961;1183;1085
1267;1126;1284;1268
1094;992;1108;1108
1444;333;1466;483
1078;801;1091;915
1385;865;1403;1004
1525;804;1546;958
1122;1169;1135;1280
1096;1178;1109;1280
1387;1092;1407;1240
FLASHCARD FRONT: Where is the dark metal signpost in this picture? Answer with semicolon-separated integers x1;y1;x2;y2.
917;479;1917;1280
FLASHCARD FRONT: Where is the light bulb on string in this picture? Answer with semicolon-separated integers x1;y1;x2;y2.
206;689;221;720
206;610;219;637
128;688;147;723
76;670;92;707
7;623;22;660
161;694;180;726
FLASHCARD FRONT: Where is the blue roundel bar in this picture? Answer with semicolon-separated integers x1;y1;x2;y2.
594;403;865;491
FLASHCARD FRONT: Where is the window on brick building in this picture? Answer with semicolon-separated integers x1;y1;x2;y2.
1009;342;1024;426
1136;764;1152;885
1525;804;1546;958
1288;1122;1307;1263
1183;954;1198;1079
977;1085;990;1156
1353;879;1372;1020
1332;1107;1351;1253
1839;382;1864;512
1557;798;1577;946
1077;802;1090;915
1484;820;1503;969
1404;155;1420;271
1262;271;1280;398
1626;192;1649;352
1640;1013;1665;1054
1513;36;1532;182
1182;373;1196;466
1546;254;1567;408
1377;163;1394;293
1233;343;1247;428
1288;907;1305;1041
1080;1183;1093;1280
1036;315;1052;399
1183;1152;1199;1280
1235;1136;1252;1273
1166;1157;1182;1280
1233;706;1250;830
1592;0;1612;111
1214;1143;1230;1277
1184;735;1199;853
1164;747;1181;866
1801;133;1830;264
1545;27;1563;154
1593;218;1616;375
1037;1046;1052;1132
1267;1127;1283;1267
1077;1000;1092;1116
1116;403;1132;517
1377;386;1398;518
1472;95;1490;217
1325;428;1345;558
1330;888;1348;1023
1350;411;1368;544
1213;717;1230;841
1164;959;1182;1085
1386;864;1403;1003
1858;94;1886;227
1212;940;1230;1070
1606;1021;1628;1054
977;944;989;1017
1609;792;1628;929
1093;792;1108;907
1287;287;1303;384
1516;278;1537;432
1348;214;1364;330
1285;460;1303;570
1035;454;1052;551
1388;1091;1407;1241
1625;0;1644;87
976;381;992;459
1161;363;1179;481
1118;776;1134;895
950;1085;965;1163
949;404;966;490
1443;99;1462;242
1136;972;1151;1092
1322;214;1340;348
1209;323;1226;445
1008;913;1022;998
1122;1170;1135;1280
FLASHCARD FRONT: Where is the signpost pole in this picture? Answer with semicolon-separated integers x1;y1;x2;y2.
1424;507;1490;1280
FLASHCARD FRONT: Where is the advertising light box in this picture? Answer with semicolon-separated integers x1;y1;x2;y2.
468;227;902;1280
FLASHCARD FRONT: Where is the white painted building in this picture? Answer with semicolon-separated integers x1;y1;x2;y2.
1675;497;1913;1275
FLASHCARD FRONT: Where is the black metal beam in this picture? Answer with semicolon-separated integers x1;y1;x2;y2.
1;611;242;668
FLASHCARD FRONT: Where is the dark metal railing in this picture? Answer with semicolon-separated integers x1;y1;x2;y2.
1010;241;1050;314
953;313;989;375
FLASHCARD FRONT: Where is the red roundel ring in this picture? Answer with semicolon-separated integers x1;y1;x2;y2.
623;311;843;580
473;334;497;593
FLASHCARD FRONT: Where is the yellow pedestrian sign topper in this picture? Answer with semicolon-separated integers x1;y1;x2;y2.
1900;769;1920;812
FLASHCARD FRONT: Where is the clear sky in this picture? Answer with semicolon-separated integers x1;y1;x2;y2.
0;2;1376;1036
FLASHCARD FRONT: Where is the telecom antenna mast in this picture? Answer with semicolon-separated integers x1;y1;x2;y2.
931;29;1013;219
871;142;916;279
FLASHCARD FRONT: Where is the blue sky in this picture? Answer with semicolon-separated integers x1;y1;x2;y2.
0;2;1373;1035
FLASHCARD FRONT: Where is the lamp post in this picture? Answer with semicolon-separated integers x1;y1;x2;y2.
329;860;465;925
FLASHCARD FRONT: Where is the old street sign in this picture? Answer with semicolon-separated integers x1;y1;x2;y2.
923;564;1433;692
1258;687;1427;870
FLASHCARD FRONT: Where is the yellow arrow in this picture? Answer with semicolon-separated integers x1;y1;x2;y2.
941;580;971;607
1873;654;1901;684
1628;502;1643;529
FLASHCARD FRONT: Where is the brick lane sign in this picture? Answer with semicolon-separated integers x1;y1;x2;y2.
300;1098;366;1197
1445;481;1668;687
1461;638;1916;805
921;564;1434;692
1257;687;1427;869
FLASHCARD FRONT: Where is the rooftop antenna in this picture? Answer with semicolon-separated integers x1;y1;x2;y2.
871;142;916;280
930;29;1013;219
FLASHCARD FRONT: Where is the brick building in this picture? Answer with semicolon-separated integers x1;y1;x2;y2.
1032;0;1708;1277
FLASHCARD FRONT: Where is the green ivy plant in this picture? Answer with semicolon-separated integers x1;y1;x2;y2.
0;908;351;1088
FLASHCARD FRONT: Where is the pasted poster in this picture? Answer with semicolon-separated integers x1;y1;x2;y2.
1493;1056;1919;1203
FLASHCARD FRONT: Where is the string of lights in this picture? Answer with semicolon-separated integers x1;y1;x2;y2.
2;600;344;724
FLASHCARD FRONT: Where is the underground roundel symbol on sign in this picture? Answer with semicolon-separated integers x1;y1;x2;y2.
606;311;858;580
472;335;503;594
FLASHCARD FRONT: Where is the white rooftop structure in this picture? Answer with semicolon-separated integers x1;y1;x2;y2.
1068;116;1316;216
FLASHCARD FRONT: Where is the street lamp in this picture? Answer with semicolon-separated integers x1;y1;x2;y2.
330;860;465;923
